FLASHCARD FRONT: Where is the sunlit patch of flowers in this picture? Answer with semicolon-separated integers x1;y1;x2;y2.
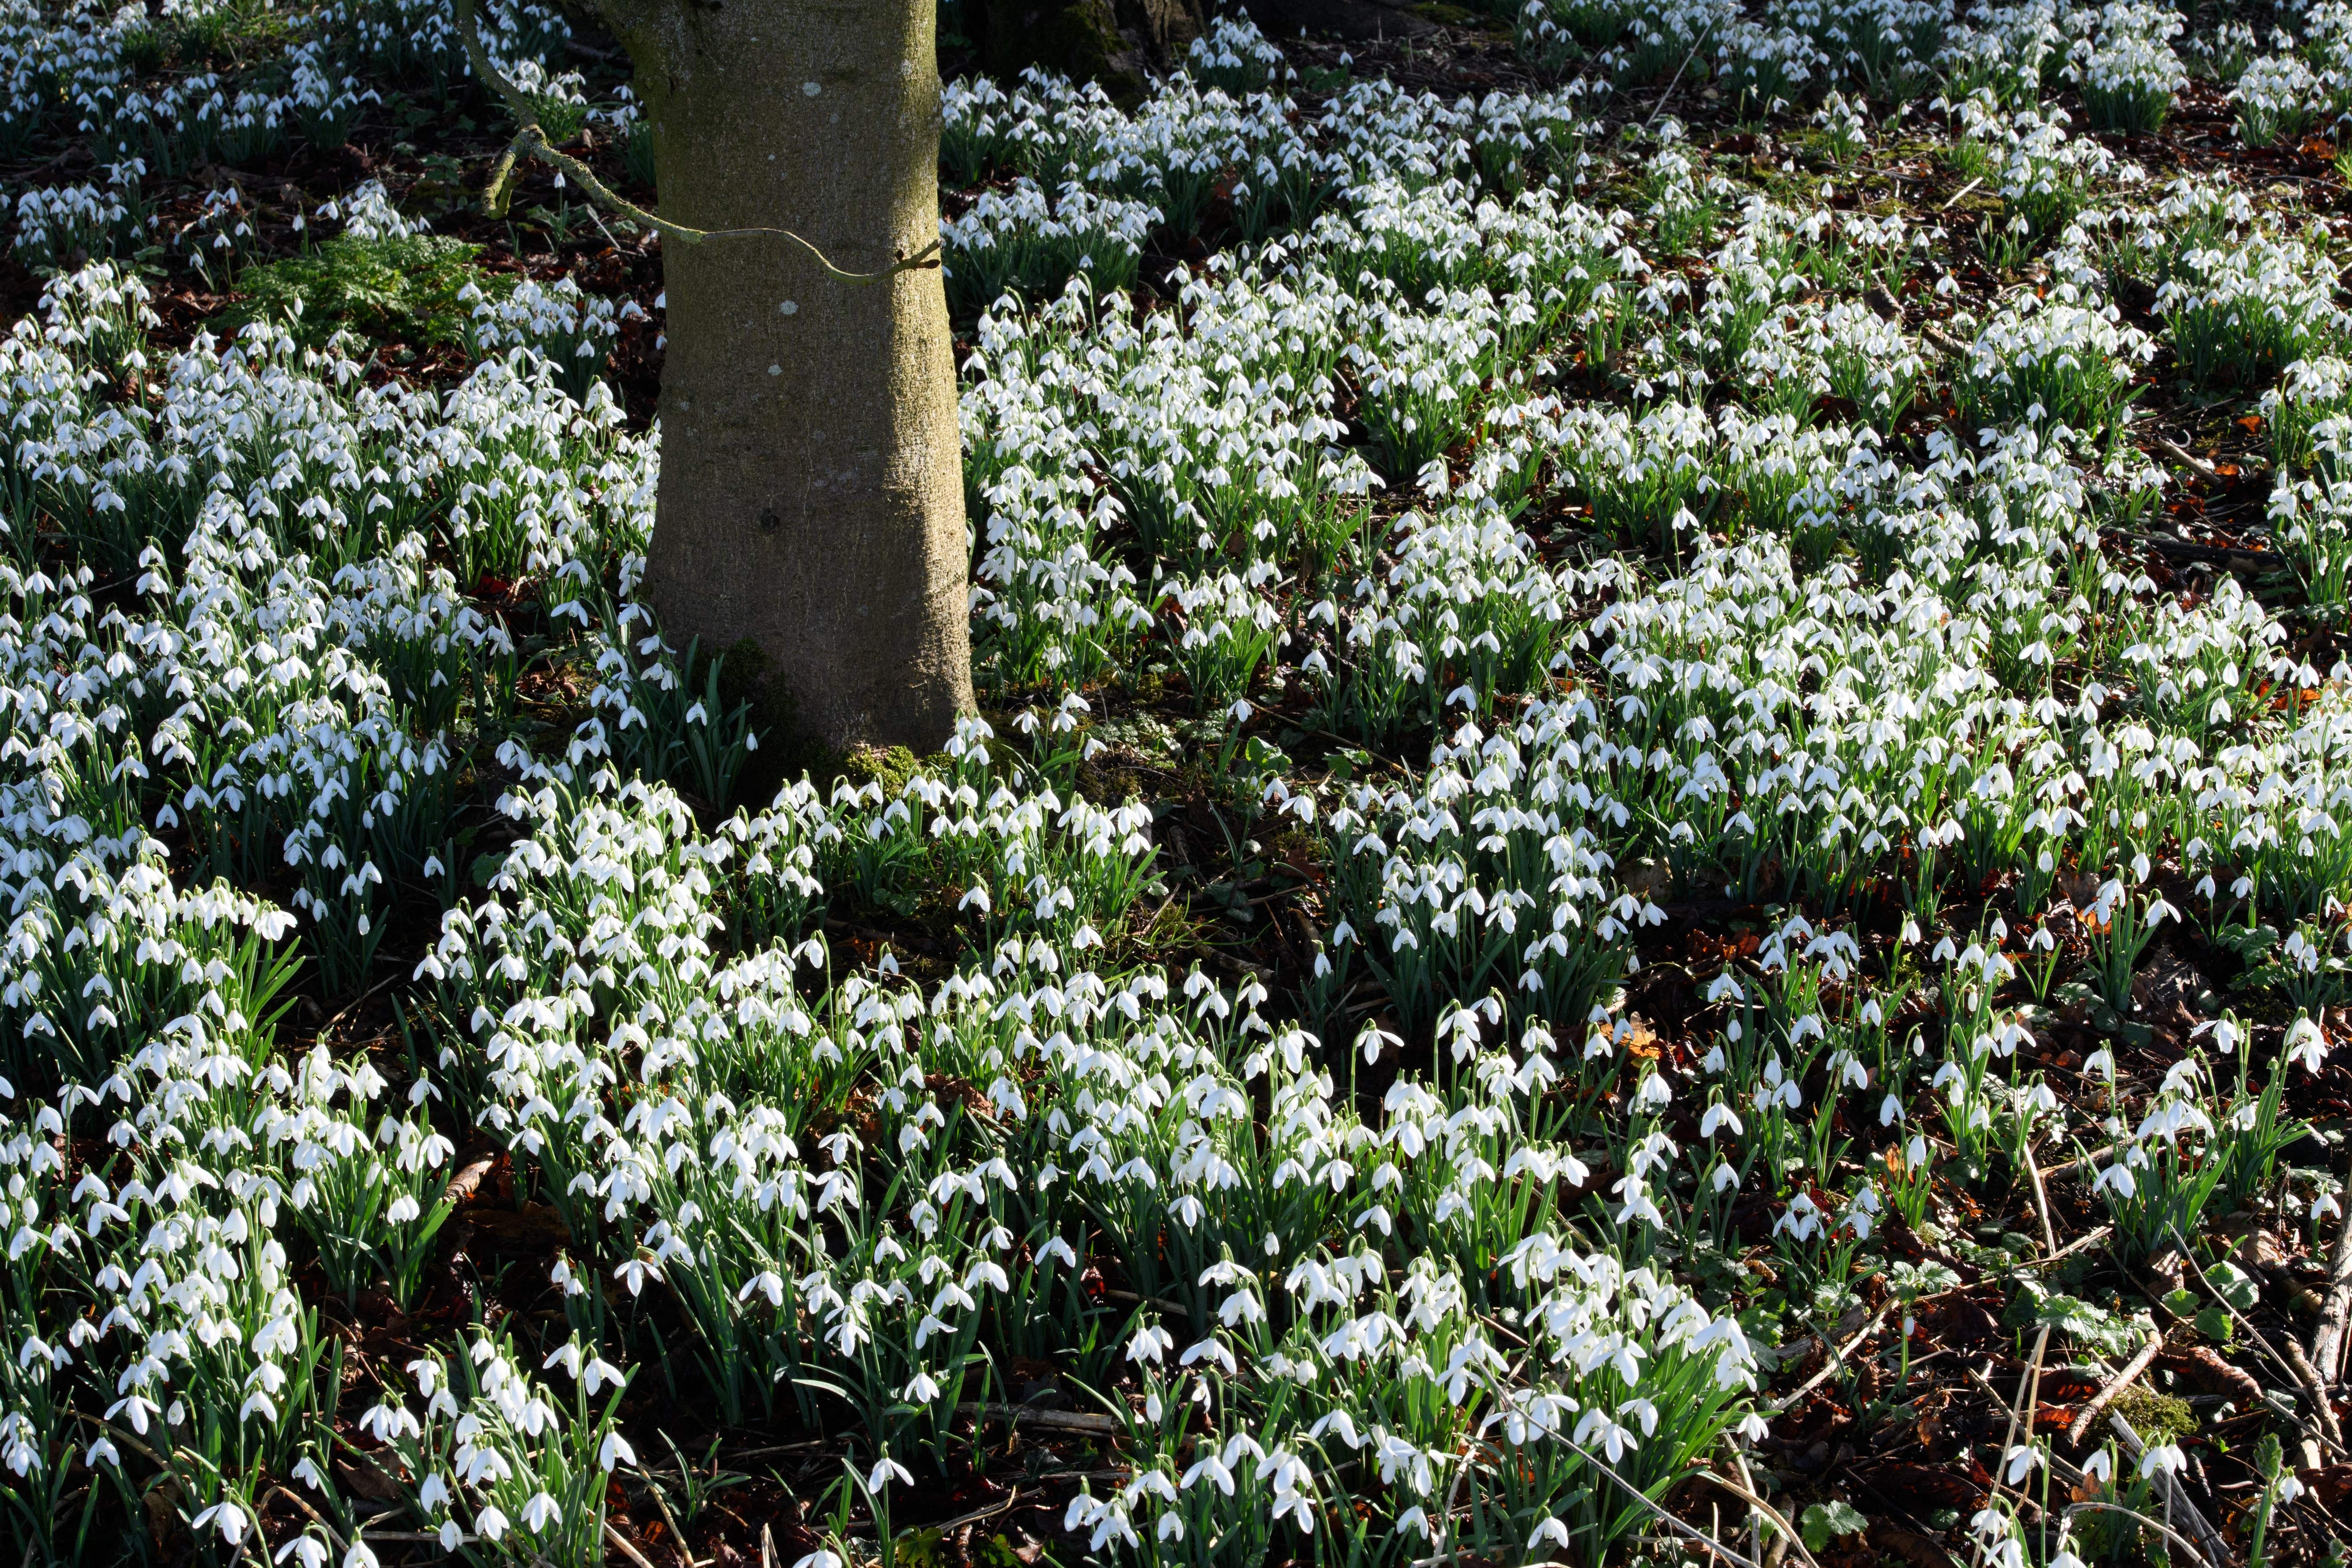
2068;0;2185;133
0;6;2342;1565
2232;50;2323;149
462;274;636;403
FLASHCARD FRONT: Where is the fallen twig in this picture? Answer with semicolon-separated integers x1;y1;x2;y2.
314;967;404;1045
2312;1210;2352;1387
2108;1411;2230;1568
958;1403;1125;1437
2170;1225;2345;1453
606;1523;662;1568
1923;321;1969;357
1990;1324;2053;1509
1769;1302;1891;1413
2068;1330;2164;1448
1688;1468;1823;1568
2035;1223;2114;1267
2153;434;2219;478
262;1486;355;1556
928;1488;1028;1536
2021;1141;2058;1254
2060;1501;2217;1568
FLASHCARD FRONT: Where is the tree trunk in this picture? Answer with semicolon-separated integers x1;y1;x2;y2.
599;0;974;752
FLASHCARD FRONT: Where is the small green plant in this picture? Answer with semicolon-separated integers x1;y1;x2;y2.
2250;1432;2286;1567
625;119;657;189
2080;879;2179;1013
222;233;509;348
1799;1500;1868;1554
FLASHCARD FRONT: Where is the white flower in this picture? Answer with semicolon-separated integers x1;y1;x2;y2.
191;1502;247;1543
2288;1015;2330;1075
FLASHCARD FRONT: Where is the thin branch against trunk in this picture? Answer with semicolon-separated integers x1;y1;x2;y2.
602;0;975;748
454;0;939;279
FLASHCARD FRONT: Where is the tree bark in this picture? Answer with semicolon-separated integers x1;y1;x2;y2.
599;0;974;751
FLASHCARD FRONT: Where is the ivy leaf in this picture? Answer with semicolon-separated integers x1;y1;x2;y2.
2206;1261;2259;1314
1800;1500;1869;1552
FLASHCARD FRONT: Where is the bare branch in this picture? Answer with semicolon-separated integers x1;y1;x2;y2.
451;0;939;284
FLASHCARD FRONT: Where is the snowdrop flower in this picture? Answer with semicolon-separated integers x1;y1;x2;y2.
2287;1015;2329;1075
191;1502;247;1544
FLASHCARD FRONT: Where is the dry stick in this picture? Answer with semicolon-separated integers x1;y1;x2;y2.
62;1407;170;1470
1495;1428;1785;1568
313;966;403;1045
2046;1144;2121;1181
2312;1210;2352;1388
2285;1334;2342;1445
1409;1413;1781;1568
2058;1502;2218;1568
1638;34;1707;133
1538;1433;1780;1568
1687;1469;1824;1568
2067;1329;2164;1448
451;0;938;283
1939;175;1985;210
2021;1142;2058;1256
1989;1324;2054;1510
639;1469;702;1568
268;1486;353;1555
1767;1302;1891;1414
957;1403;1124;1437
2036;1222;2114;1266
605;1523;663;1568
1986;1140;2060;1491
2153;434;2219;479
1729;1445;1765;1568
927;1488;1027;1536
2105;1410;2231;1568
2167;1224;2347;1453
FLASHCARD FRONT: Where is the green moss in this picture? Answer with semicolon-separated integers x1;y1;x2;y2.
843;744;922;799
158;0;293;69
220;234;509;350
2111;1385;2196;1446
